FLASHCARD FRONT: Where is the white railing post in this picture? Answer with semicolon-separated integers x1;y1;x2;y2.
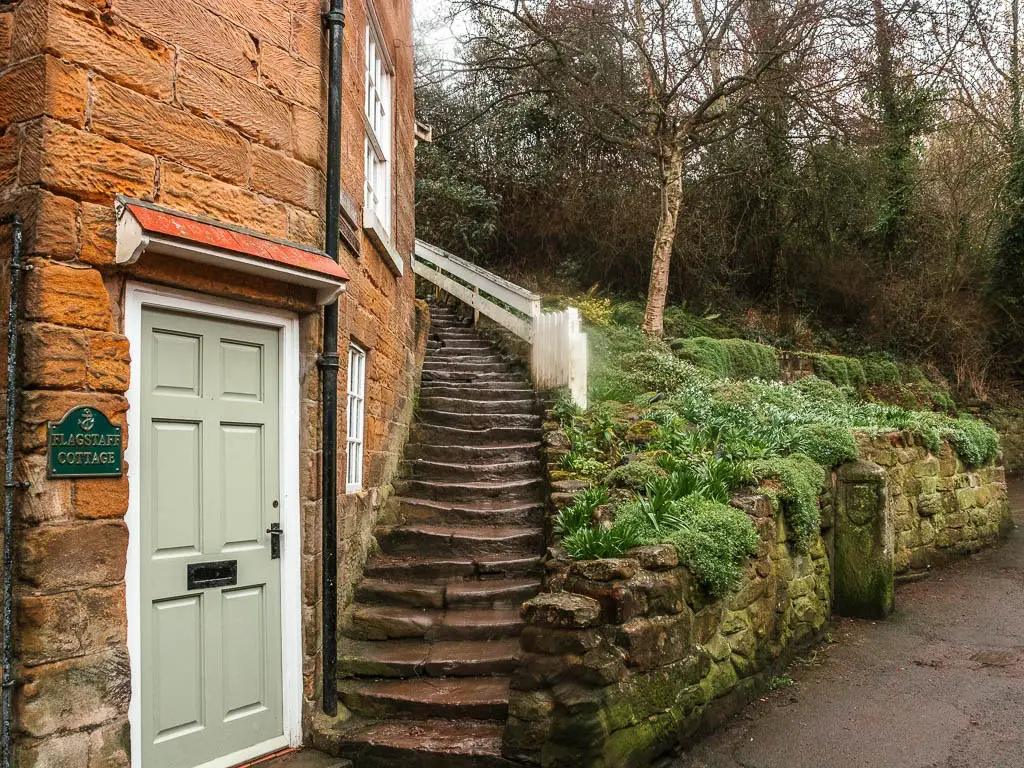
414;240;588;408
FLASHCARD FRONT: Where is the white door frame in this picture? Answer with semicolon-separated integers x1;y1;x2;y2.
125;281;303;768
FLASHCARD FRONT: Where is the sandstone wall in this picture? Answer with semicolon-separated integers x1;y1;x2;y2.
507;496;830;768
0;0;419;763
853;431;1011;575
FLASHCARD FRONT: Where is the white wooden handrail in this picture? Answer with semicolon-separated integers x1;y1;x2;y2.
413;239;588;407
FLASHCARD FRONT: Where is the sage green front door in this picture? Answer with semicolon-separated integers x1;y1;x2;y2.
140;307;284;768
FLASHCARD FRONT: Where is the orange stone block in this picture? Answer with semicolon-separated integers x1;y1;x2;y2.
79;201;117;266
176;53;292;150
0;54;88;130
21;322;88;389
86;330;131;393
74;475;129;519
24;259;114;331
19;118;156;204
261;44;325;111
292;104;327;169
91;77;250;185
157;161;288;238
197;0;291;49
0;11;10;68
12;0;174;100
251;143;325;210
117;0;259;80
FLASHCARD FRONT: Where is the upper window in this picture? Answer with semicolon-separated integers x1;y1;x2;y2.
346;343;366;494
364;16;392;237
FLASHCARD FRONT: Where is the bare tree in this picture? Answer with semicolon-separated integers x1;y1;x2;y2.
455;0;828;335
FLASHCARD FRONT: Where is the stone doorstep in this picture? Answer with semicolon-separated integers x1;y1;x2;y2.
232;747;350;768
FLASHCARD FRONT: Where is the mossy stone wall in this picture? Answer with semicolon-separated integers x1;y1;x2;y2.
505;495;830;768
852;431;1011;575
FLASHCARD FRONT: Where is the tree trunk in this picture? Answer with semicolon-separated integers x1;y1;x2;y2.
642;144;685;336
1012;0;1021;145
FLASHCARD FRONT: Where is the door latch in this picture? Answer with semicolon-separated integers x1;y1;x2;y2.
266;522;283;560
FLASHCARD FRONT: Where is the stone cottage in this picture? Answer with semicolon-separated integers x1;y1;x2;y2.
0;0;420;765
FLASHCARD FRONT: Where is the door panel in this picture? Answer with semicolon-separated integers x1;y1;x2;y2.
141;307;283;768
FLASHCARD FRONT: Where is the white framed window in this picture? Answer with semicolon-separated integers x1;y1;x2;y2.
364;14;392;237
346;343;366;493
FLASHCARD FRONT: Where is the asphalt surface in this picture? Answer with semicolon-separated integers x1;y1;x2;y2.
674;479;1024;768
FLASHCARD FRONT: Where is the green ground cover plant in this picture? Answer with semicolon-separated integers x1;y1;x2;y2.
553;319;1001;597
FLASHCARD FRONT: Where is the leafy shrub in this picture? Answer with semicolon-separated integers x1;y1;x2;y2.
554;486;608;536
673;337;780;380
615;494;758;597
611;301;645;327
573;296;614;327
750;455;827;549
619;349;700;394
562;521;641;559
561;452;609;480
863;354;901;386
811;354;867;388
604;461;667;490
789;422;859;466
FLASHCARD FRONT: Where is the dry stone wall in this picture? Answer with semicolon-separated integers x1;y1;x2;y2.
506;496;830;768
853;431;1011;575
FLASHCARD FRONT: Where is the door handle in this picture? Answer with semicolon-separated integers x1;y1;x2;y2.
266;522;283;560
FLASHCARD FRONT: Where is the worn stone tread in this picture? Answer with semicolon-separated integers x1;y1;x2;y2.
337;676;510;720
338;718;516;768
338;638;521;678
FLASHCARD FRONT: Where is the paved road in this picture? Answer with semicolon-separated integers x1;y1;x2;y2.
675;480;1024;768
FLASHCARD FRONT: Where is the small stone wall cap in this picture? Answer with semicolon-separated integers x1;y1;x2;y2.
521;592;602;628
837;459;886;484
624;545;679;570
569;558;637;581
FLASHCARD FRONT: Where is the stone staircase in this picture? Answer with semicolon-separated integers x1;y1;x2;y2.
336;303;545;767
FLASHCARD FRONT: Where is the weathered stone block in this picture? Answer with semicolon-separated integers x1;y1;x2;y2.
521;592;601;629
616;613;693;670
24;260;113;331
520;626;600;656
569;558;636;582
625;544;678;570
833;460;894;619
20;118;155;204
18;521;127;591
17;649;129;737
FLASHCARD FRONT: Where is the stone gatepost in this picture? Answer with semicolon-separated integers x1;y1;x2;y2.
833;460;894;619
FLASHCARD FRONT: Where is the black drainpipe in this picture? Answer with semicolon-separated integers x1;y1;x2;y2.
320;0;345;718
1;215;24;768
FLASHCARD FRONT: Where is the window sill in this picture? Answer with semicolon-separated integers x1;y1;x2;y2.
363;209;404;277
345;483;363;495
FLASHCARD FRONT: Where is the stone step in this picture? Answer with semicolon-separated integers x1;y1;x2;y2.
354;577;540;610
424;352;504;363
416;410;541;431
400;477;544;504
347;606;524;641
411;423;542;447
420;370;527;385
429;321;474;330
421;361;512;374
363;553;543;583
337;638;521;679
417;385;535;401
418;396;536;415
430;342;493;353
377;524;544;558
404;458;542;483
445;578;541;608
338;677;509;721
355;580;444;609
395;497;545;527
404;441;540;465
338;718;516;768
